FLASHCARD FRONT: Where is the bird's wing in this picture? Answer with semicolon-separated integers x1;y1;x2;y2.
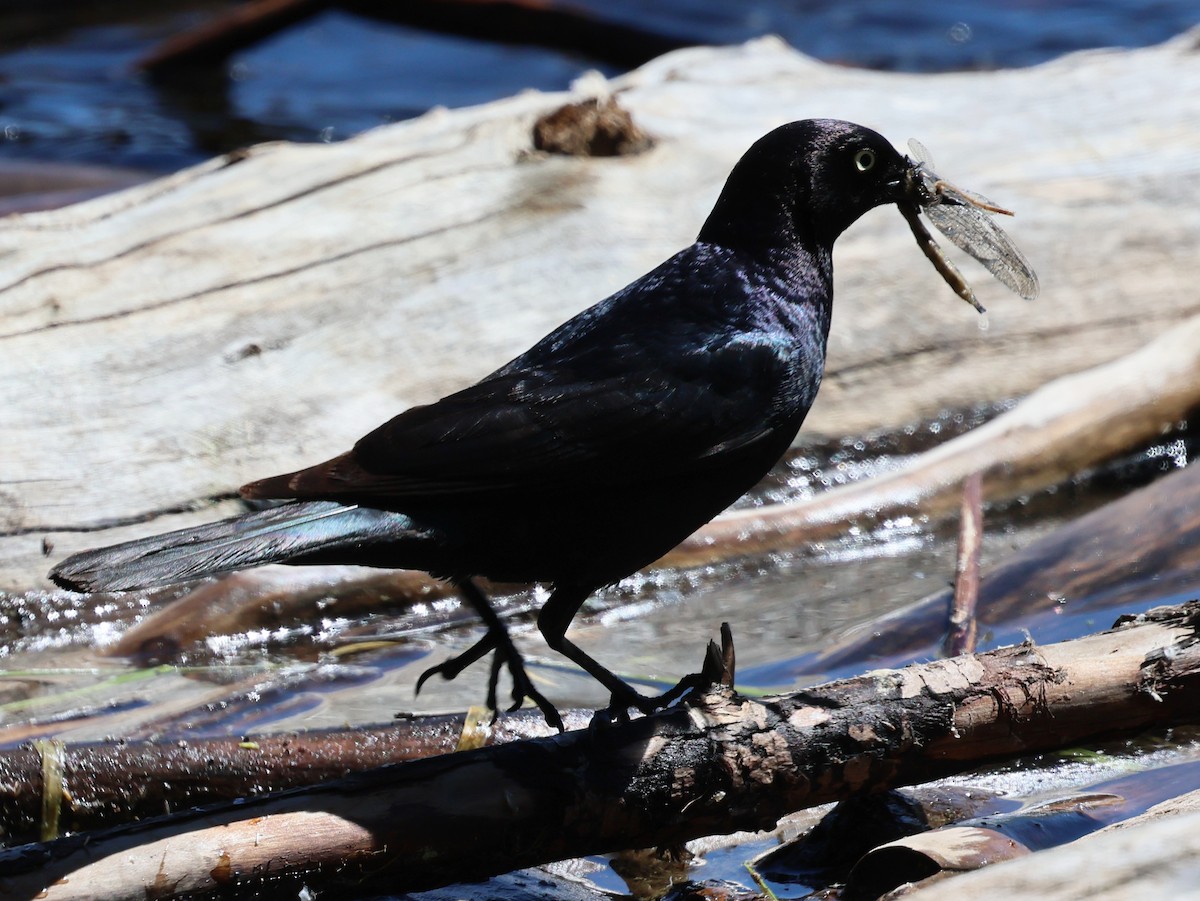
243;336;801;502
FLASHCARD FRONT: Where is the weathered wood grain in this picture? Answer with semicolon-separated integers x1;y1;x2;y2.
4;32;1200;588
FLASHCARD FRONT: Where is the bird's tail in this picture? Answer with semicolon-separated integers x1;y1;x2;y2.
49;501;416;593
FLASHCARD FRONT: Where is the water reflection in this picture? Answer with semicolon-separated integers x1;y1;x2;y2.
1;2;1197;170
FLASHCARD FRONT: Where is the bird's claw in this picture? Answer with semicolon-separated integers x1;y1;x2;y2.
414;628;499;697
414;660;449;696
416;631;564;732
493;647;565;732
414;653;475;696
591;672;710;728
510;682;564;732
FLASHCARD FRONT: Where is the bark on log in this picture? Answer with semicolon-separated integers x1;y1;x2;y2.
6;33;1200;589
2;601;1197;900
0;707;589;846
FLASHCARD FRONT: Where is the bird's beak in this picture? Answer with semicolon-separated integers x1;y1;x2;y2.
886;158;924;204
900;155;936;206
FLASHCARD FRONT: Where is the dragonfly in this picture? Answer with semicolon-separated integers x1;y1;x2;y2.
901;138;1040;313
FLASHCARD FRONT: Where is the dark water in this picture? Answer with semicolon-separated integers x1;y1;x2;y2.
0;0;1197;172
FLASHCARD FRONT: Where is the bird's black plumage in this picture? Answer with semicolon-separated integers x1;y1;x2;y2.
51;119;923;727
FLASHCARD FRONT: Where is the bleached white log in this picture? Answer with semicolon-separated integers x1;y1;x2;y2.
3;32;1199;589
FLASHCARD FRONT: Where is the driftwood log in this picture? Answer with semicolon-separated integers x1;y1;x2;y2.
944;472;982;657
1;601;1197;900
5;32;1200;589
0;706;587;846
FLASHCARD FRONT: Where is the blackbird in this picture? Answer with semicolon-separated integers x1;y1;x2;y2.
50;119;1033;728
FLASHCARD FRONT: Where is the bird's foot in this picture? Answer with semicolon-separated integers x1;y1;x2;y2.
415;628;564;732
593;673;707;726
592;624;736;727
486;648;564;732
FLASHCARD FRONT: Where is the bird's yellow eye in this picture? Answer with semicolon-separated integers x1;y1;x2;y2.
854;149;876;172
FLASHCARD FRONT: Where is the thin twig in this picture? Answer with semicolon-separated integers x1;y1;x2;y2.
944;471;983;657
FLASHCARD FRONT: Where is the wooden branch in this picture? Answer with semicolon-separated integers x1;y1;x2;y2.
0;159;152;217
850;826;1032;896
105;565;464;661
0;631;740;843
944;472;982;657
752;785;1010;886
3;601;1198;900
342;0;692;68
0;707;588;846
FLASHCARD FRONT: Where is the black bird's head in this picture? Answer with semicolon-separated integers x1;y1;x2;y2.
699;119;910;256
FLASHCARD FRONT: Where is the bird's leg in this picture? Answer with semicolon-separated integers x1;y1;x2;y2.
538;586;695;717
417;578;564;731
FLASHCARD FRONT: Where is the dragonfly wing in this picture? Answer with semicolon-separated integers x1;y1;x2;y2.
923;204;1040;300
